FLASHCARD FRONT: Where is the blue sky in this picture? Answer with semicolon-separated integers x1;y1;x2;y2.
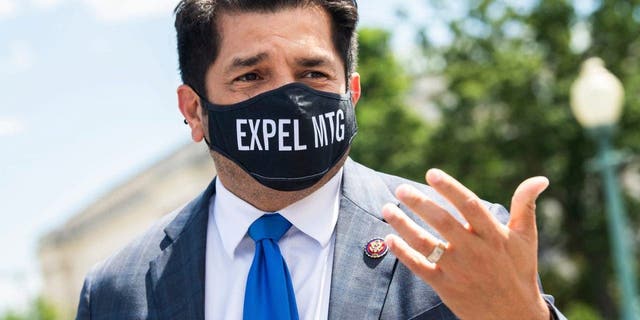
0;0;441;312
0;0;187;311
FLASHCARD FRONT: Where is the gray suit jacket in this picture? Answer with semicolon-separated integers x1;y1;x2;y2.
76;158;565;319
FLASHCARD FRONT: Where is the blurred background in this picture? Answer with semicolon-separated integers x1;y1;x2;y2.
1;0;639;319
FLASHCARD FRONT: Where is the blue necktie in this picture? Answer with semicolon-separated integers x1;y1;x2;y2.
243;214;299;320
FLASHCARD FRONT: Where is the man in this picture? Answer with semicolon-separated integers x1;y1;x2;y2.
76;0;566;319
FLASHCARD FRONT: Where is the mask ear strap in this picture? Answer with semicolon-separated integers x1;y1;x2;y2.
199;95;212;149
203;136;212;148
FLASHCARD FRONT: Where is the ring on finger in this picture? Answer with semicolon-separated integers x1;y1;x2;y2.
426;240;447;264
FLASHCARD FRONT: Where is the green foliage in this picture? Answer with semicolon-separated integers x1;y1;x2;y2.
350;28;432;182
1;312;23;320
565;302;604;320
1;298;59;320
413;0;640;318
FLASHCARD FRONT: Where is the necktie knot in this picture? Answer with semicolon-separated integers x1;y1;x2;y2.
248;213;292;242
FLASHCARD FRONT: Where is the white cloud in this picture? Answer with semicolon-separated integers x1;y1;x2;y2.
83;0;176;22
0;0;16;18
0;117;26;137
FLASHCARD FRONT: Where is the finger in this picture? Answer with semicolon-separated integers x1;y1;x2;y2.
382;203;443;257
425;169;501;240
507;176;549;238
395;184;468;244
384;234;441;282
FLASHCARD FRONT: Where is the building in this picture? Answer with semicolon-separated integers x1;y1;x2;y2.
37;143;215;318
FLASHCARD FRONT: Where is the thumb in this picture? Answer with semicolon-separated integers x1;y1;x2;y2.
507;176;549;237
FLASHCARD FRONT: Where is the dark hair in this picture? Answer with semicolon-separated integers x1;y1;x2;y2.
174;0;359;97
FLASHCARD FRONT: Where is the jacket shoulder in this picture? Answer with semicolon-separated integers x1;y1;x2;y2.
76;197;199;319
92;202;185;278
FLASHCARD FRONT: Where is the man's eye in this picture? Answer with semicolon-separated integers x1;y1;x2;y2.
303;71;327;79
235;73;261;82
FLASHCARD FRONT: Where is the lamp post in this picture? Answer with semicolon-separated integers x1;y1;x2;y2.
570;57;639;320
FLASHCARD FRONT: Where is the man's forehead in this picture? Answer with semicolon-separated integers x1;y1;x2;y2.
216;4;329;29
215;6;338;63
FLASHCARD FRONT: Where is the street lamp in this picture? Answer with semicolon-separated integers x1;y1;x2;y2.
570;57;639;320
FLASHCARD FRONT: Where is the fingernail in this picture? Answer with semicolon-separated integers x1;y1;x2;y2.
534;176;550;193
381;203;396;219
396;184;412;197
427;169;443;183
384;234;395;248
539;176;550;186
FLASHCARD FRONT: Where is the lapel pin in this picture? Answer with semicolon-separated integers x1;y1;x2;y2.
364;237;388;259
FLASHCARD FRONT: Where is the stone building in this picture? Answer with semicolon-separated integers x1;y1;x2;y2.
38;143;215;318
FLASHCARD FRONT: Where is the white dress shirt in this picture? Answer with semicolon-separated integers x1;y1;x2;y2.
204;169;343;320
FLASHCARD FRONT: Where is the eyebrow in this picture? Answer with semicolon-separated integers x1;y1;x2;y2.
295;57;330;68
226;52;269;74
224;52;336;74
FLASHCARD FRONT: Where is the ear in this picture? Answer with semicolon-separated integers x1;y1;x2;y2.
349;72;361;107
177;84;206;142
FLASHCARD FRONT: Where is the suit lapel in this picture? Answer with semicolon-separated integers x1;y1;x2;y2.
328;159;399;319
147;179;216;320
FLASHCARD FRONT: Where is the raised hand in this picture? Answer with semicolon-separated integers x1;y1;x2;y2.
383;169;550;320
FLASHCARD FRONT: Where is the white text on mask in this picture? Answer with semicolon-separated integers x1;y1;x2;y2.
235;110;345;151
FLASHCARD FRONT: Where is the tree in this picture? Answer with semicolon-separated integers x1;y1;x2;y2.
409;0;640;318
350;28;432;182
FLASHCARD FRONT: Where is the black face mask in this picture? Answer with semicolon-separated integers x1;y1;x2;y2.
201;83;358;191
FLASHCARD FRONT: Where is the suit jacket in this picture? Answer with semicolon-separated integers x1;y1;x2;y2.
76;158;565;319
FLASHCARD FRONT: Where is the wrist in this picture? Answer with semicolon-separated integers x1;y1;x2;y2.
545;299;558;320
535;295;552;320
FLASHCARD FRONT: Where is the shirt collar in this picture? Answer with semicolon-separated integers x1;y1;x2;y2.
212;168;343;258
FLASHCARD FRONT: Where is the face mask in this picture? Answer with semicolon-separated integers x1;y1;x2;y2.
201;82;358;191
